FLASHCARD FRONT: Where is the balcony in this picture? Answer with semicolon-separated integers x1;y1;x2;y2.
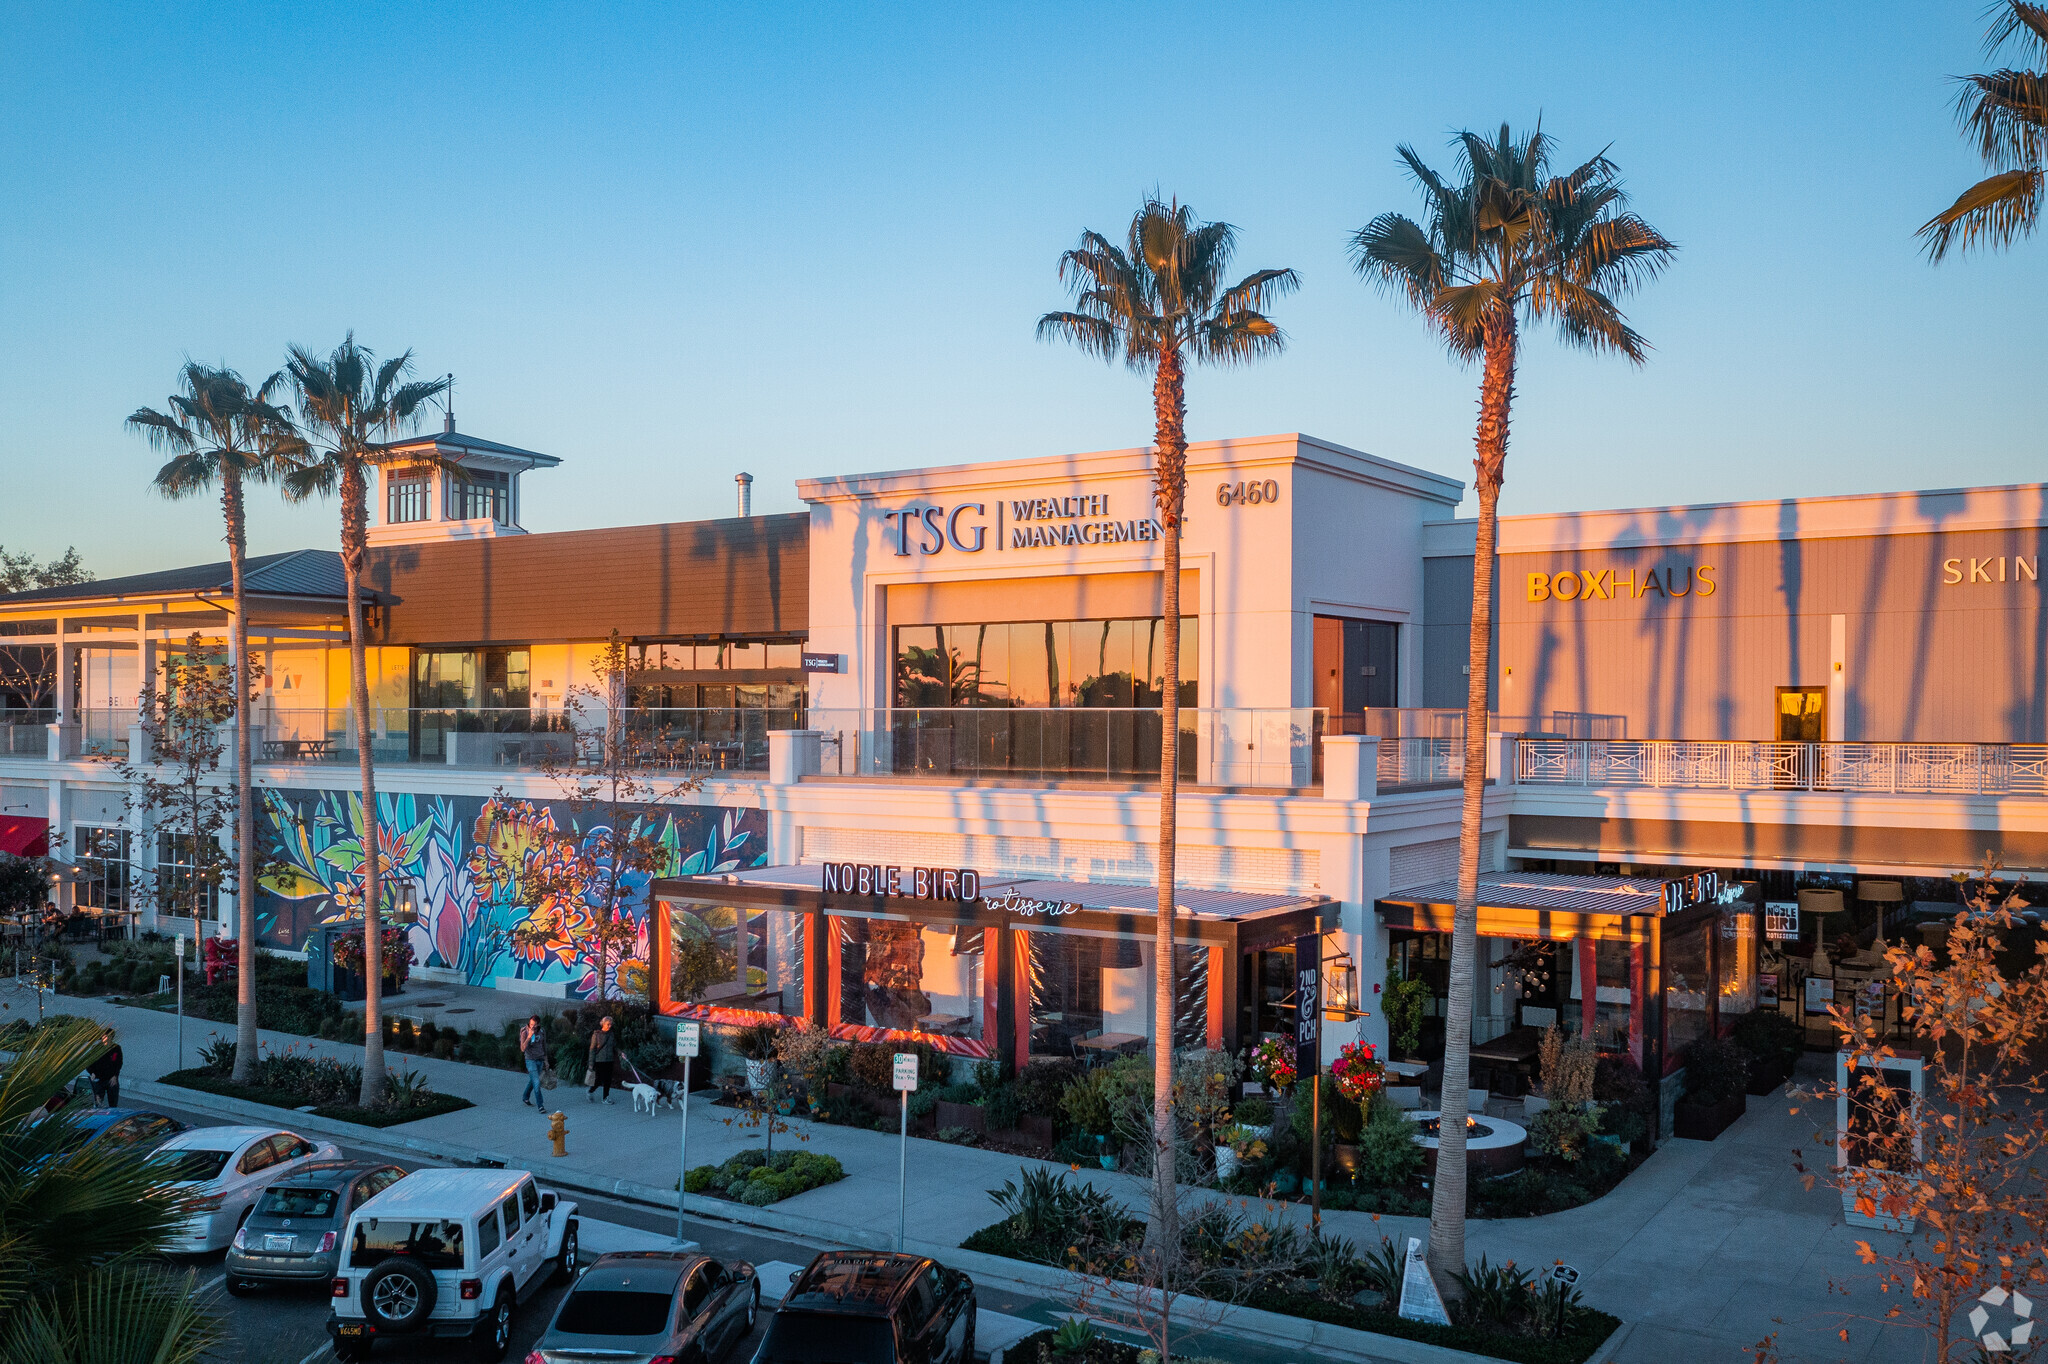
233;707;801;771
1515;738;2048;796
1;709;54;757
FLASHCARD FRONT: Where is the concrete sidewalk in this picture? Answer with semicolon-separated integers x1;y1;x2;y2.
28;985;1925;1363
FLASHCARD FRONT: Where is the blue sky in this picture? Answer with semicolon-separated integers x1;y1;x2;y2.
1;2;2041;577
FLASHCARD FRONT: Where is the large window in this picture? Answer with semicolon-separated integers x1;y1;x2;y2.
76;826;131;910
666;902;806;1016
893;617;1196;709
386;474;429;524
1024;931;1205;1058
836;915;983;1042
452;469;510;523
155;832;220;921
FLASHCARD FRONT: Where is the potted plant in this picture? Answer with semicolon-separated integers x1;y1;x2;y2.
1331;1038;1386;1105
1383;975;1431;1060
1213;1123;1267;1180
1235;1095;1274;1138
1732;1009;1804;1094
732;1022;781;1093
1251;1036;1297;1096
1674;1036;1751;1140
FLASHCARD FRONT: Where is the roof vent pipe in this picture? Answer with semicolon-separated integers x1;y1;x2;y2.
735;472;753;517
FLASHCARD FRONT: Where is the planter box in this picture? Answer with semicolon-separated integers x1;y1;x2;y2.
935;1100;986;1133
1673;1090;1747;1141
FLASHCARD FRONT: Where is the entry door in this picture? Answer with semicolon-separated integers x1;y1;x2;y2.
1775;687;1826;742
1311;618;1399;714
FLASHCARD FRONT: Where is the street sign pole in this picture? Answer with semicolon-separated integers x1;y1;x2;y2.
893;1052;918;1251
175;933;186;1071
1295;932;1322;1232
676;1022;701;1246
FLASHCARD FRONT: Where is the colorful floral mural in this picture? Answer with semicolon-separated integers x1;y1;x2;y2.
257;786;766;1000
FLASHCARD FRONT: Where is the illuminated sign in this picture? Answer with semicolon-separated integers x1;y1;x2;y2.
821;863;982;901
1526;565;1716;603
983;891;1080;918
1765;901;1800;941
1661;870;1721;916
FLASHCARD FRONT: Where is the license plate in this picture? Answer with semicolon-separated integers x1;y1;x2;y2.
337;1324;364;1337
264;1235;294;1252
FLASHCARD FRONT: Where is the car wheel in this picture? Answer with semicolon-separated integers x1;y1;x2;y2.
360;1258;437;1334
470;1287;513;1363
746;1282;759;1331
958;1304;975;1364
553;1220;579;1284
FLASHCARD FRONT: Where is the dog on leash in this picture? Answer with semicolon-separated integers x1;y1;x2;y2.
629;1083;662;1115
652;1078;684;1109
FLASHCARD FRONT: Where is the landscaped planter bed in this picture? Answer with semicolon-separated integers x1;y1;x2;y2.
682;1148;845;1206
159;1068;474;1128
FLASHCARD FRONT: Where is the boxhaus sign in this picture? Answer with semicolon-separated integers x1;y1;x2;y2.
889;486;1164;556
821;863;983;901
1527;565;1717;604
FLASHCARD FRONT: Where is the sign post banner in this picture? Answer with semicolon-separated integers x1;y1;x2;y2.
1293;932;1321;1080
1397;1236;1452;1326
675;1021;700;1246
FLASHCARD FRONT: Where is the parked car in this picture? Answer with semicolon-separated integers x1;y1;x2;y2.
26;1107;188;1170
327;1166;579;1362
224;1161;409;1294
751;1252;974;1364
148;1127;344;1254
527;1250;759;1364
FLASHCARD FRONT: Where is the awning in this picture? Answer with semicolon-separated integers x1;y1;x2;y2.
0;815;49;858
1375;871;1725;943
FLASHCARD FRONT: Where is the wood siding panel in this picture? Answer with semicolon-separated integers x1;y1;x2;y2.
365;514;808;645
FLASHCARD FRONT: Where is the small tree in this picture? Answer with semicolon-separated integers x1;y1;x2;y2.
1790;858;2048;1360
114;639;249;1003
513;633;703;1002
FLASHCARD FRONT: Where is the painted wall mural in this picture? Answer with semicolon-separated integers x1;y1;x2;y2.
257;786;766;999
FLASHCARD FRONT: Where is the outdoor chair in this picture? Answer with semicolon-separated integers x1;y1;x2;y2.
1467;1088;1490;1116
1386;1085;1423;1111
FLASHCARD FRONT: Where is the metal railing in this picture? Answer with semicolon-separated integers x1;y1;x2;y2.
1516;739;2048;796
245;706;797;771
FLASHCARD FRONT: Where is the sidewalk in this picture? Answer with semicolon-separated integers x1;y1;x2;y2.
33;986;1923;1363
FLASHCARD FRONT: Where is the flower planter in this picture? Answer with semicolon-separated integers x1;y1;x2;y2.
935;1099;986;1133
1673;1090;1746;1141
744;1059;778;1093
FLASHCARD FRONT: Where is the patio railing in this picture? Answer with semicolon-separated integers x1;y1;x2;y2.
1515;738;2048;796
0;708;54;757
242;706;800;770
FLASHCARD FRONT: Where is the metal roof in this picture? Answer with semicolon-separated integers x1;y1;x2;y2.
0;549;364;608
1381;873;1671;917
376;428;560;468
683;864;1324;921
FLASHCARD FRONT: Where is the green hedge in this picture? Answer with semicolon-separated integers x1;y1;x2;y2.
683;1148;844;1205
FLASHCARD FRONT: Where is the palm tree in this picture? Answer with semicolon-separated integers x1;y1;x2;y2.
283;335;447;1106
1351;126;1675;1289
1039;197;1295;1251
1919;1;2048;259
127;363;304;1086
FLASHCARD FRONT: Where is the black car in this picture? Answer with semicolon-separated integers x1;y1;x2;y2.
25;1107;188;1172
751;1252;974;1364
224;1161;407;1293
531;1251;759;1364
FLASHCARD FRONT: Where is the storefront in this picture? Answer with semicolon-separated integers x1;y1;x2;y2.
650;864;1337;1066
1375;871;1758;1090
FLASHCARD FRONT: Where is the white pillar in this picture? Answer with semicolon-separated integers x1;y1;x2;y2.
1321;735;1380;801
768;729;822;785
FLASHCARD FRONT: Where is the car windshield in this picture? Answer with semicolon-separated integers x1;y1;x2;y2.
553;1288;674;1337
148;1149;232;1183
348;1219;466;1270
257;1187;339;1219
756;1312;895;1364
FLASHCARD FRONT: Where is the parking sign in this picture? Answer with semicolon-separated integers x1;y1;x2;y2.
675;1021;701;1058
893;1053;919;1092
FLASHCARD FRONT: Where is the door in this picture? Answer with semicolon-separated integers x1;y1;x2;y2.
680;1262;718;1353
1775;687;1826;742
499;1193;532;1291
1312;618;1400;715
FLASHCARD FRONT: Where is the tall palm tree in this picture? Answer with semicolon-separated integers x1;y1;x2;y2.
1040;197;1295;1251
127;363;305;1086
1352;126;1675;1288
1919;0;2048;259
283;335;447;1106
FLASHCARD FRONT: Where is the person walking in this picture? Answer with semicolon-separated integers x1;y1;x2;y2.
586;1015;618;1104
87;1030;123;1108
519;1015;549;1111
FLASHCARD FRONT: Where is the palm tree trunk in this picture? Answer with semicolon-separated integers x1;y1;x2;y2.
1145;345;1188;1260
1426;319;1516;1292
225;474;259;1085
341;460;386;1106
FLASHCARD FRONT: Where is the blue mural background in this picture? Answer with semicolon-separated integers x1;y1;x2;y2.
257;786;767;1000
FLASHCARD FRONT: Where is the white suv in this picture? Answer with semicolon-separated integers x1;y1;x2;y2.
326;1167;579;1362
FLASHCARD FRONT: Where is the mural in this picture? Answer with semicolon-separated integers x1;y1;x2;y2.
257;786;766;1000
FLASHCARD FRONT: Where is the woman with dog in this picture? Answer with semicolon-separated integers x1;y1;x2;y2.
586;1014;618;1104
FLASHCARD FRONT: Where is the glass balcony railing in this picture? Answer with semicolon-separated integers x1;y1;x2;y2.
243;706;799;771
0;708;54;757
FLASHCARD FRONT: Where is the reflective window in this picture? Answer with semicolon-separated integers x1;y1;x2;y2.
836;916;982;1042
667;902;805;1016
892;617;1196;709
349;1219;464;1270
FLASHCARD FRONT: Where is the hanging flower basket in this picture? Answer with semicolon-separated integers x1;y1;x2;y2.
1252;1036;1297;1093
1331;1039;1386;1104
330;926;415;987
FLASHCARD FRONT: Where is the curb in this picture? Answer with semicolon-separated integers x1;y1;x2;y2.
127;1077;1618;1364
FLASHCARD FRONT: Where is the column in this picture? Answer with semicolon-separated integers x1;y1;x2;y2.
1578;937;1598;1037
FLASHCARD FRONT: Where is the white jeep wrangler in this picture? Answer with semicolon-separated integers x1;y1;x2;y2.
326;1166;579;1361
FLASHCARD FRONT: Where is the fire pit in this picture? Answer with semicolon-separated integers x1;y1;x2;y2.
1410;1110;1527;1178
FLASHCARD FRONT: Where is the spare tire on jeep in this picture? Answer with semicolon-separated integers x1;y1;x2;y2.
361;1257;437;1333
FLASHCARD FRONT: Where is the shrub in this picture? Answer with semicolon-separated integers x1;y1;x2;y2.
1592;1053;1654;1145
1731;1009;1803;1076
1681;1036;1751;1106
1059;1056;1148;1137
732;1023;781;1063
1014;1058;1082;1118
685;1148;842;1205
1235;1096;1274;1127
684;1166;715;1193
1354;1094;1423;1187
1289;1075;1364;1149
395;1018;416;1051
1529;1104;1603;1162
433;1037;455;1060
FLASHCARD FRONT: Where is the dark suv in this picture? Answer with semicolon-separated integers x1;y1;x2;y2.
751;1252;974;1364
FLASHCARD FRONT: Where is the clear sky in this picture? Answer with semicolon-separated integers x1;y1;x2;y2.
1;2;2041;578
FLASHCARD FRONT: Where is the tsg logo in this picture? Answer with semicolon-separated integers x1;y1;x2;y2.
889;504;986;556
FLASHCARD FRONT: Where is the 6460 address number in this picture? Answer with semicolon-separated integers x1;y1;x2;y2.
1217;479;1280;506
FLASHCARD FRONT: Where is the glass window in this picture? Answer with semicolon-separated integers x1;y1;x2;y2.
667;903;805;1016
1664;919;1713;1061
726;642;763;669
894;616;1195;711
386;475;429;524
1717;905;1758;1018
452;469;511;523
239;1136;282;1175
500;1193;521;1233
520;1181;539;1218
765;643;802;669
476;1211;501;1258
148;1149;232;1183
350;1219;465;1270
555;1289;675;1336
258;1187;339;1219
77;826;131;910
836;916;983;1041
154;832;221;921
682;1264;712;1318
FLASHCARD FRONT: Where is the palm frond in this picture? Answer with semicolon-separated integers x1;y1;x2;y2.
1919;166;2046;258
1036;311;1121;361
0;1264;223;1364
1530;276;1650;361
1987;1;2048;61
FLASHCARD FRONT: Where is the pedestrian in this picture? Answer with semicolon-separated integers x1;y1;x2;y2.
586;1014;618;1104
87;1029;123;1109
519;1015;549;1111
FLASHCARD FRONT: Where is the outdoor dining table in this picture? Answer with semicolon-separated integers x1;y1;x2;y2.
1074;1031;1146;1053
1384;1059;1431;1080
260;737;334;759
1468;1025;1545;1096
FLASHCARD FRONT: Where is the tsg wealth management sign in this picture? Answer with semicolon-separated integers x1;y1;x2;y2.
888;485;1166;557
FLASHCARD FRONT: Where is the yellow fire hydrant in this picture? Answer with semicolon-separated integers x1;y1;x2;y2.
548;1110;568;1158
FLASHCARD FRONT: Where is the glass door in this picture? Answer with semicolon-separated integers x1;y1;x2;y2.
1775;687;1826;742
